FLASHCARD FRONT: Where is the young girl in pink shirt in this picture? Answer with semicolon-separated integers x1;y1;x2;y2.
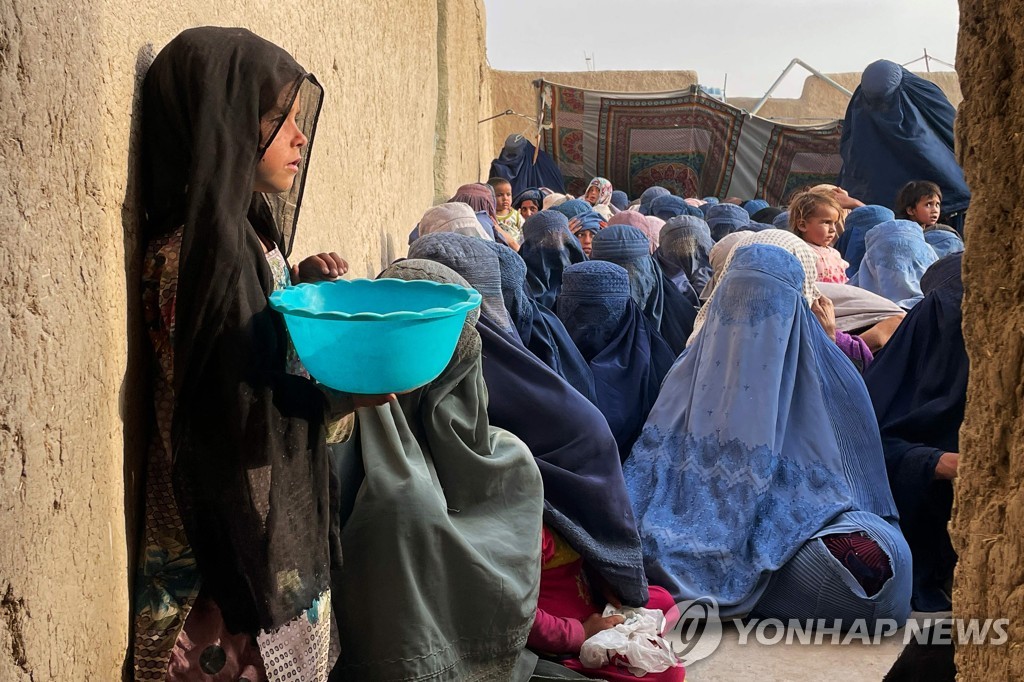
789;191;850;284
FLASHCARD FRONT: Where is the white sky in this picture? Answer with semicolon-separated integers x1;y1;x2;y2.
482;0;960;98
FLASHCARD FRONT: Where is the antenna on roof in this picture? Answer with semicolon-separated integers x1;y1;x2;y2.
584;52;595;72
903;49;956;71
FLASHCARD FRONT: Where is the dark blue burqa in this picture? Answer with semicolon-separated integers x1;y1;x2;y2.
556;262;676;461
590;225;697;355
477;315;649;607
489;134;566;196
863;254;965;611
838;60;971;221
488;242;598;404
519;210;587;309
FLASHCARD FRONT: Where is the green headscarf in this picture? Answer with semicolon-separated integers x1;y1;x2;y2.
330;259;544;681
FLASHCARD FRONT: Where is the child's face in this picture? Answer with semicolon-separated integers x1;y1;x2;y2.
576;230;595;256
519;200;539;219
584;186;600;205
255;95;307;194
907;194;941;227
493;184;513;213
797;205;840;247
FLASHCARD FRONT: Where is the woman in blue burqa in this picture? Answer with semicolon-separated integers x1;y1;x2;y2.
838;59;970;233
623;243;912;625
589;224;697;355
556;261;676;461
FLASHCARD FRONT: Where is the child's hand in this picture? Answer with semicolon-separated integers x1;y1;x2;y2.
582;613;625;640
292;252;348;283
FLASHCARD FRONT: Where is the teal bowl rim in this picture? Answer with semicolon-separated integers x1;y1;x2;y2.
269;278;482;322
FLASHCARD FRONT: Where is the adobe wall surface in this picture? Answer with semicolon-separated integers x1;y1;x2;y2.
952;0;1024;677
0;1;491;679
729;70;962;122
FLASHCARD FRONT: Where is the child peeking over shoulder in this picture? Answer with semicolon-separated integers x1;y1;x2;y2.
489;176;525;243
896;180;942;229
789;191;850;284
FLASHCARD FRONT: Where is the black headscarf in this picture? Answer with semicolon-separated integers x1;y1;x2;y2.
141;27;329;632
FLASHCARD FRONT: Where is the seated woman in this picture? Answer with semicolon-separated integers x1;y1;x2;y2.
519;210;587;309
655;215;715;294
834;205;895;277
390;248;676;677
849;220;938;309
329;260;544;681
556;261;676;460
514;187;544;220
488;241;598;403
863;254;965;612
624;244;912;627
590;225;698;355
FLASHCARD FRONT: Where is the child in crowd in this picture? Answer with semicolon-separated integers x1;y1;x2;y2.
789;191;850;284
529;524;685;681
896;180;942;229
489;176;525;242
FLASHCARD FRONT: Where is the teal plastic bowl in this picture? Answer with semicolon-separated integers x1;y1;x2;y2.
269;278;482;394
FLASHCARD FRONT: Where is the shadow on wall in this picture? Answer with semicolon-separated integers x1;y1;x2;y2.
119;42;157;680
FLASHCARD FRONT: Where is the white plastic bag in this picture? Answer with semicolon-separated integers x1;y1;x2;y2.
578;606;681;677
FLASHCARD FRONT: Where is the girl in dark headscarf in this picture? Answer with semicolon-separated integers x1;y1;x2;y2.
136;27;361;679
590;225;698;354
862;254;965;612
656;215;715;294
330;259;545;681
488;242;598;403
513;187;544;220
557;262;676;461
399;241;653;612
519;210;587;309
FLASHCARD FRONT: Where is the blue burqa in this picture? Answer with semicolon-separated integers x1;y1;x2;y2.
656;216;715;294
863;254;964;612
519;210;587;309
924;229;965;258
488;242;598;404
590;225;697;355
838;60;970;219
834;205;896;276
489;134;566;195
556;261;676;461
705;203;752;242
624;244;908;619
849;220;938;308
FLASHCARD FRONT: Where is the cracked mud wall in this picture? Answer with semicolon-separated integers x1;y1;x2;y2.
952;0;1024;678
0;1;492;679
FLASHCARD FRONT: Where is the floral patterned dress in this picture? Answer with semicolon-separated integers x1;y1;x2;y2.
134;228;330;681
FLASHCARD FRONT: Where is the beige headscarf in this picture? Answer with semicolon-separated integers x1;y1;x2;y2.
417;202;492;241
690;230;820;346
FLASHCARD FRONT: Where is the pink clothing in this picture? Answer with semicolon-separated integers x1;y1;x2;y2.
528;527;685;681
809;244;849;283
